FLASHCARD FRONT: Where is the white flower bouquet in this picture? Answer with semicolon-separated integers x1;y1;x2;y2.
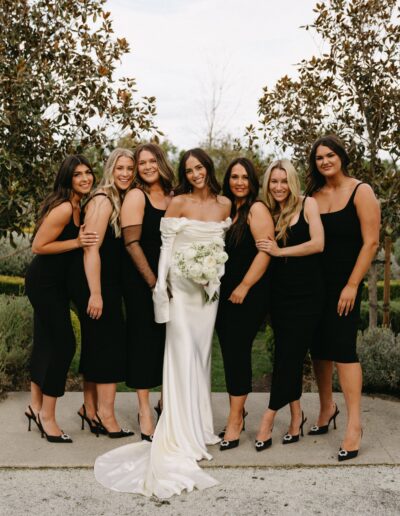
174;238;228;303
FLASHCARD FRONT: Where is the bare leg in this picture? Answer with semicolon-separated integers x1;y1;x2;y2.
223;394;247;441
336;362;362;451
256;407;276;442
96;383;120;432
287;400;303;435
312;359;336;425
81;380;97;420
29;381;43;415
39;394;62;436
137;389;154;436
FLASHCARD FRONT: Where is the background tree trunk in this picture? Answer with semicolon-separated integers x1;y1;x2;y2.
368;262;378;328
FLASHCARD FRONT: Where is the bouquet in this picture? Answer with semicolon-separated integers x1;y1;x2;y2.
173;238;228;303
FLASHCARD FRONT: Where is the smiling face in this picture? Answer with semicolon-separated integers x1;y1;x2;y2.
229;163;250;200
185;155;207;191
269;168;289;206
71;164;94;197
113;156;134;191
137;149;160;186
315;145;343;178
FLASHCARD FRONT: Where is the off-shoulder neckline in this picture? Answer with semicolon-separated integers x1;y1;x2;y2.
163;216;232;224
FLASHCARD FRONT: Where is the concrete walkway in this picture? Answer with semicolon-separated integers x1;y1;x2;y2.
1;392;399;467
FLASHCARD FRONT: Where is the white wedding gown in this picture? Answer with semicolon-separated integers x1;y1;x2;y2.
94;217;231;498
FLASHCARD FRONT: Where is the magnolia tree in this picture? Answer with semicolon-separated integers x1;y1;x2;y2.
0;0;158;238
249;0;400;326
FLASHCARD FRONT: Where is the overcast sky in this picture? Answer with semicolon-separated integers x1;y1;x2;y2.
107;0;321;150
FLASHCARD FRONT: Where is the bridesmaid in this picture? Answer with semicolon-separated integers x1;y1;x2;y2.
255;159;324;451
25;155;97;442
72;148;135;438
121;143;174;440
216;157;274;451
307;135;380;461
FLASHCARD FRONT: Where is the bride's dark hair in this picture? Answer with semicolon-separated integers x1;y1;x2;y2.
175;148;221;196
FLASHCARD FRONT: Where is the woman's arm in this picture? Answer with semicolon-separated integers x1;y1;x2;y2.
256;197;324;258
82;195;113;319
121;189;157;289
228;202;274;304
337;184;380;316
32;202;98;254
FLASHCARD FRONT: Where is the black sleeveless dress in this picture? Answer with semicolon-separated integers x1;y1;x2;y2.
25;212;79;397
123;193;166;389
269;205;324;411
311;183;364;363
69;194;126;383
216;210;270;396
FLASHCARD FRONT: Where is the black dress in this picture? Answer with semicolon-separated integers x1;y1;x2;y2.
311;183;364;363
69;194;126;383
25;212;79;397
123;193;166;389
269;205;324;411
216;212;270;396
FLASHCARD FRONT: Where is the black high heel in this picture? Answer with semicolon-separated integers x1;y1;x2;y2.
37;414;73;443
254;437;272;452
92;412;134;439
77;404;106;435
218;408;248;439
338;429;363;462
138;413;153;442
282;411;307;444
308;403;340;435
154;400;162;422
25;405;40;432
219;411;247;452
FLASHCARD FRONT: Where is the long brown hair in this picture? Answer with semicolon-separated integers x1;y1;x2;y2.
175;148;220;196
133;143;175;194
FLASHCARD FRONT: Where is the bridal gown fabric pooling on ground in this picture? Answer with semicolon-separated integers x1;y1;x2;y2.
95;217;231;498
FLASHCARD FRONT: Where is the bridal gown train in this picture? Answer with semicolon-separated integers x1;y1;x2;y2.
95;217;231;498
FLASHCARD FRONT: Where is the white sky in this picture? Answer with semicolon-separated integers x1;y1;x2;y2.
106;0;321;150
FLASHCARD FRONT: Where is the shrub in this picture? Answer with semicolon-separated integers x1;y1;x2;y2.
0;275;25;296
358;328;400;395
0;295;33;396
360;300;400;333
0;235;32;276
361;279;400;301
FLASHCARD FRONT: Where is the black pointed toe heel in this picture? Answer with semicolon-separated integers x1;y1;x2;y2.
254;437;272;452
219;410;247;451
308;403;340;435
218;408;248;439
282;411;307;445
25;405;40;432
77;404;106;435
338;429;363;462
154;400;162;422
92;412;134;439
37;414;73;443
137;413;153;442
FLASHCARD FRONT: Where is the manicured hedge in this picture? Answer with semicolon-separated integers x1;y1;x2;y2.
361;279;400;301
0;275;25;296
360;300;400;334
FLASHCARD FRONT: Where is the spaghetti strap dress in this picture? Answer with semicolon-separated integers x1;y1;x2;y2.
25;212;79;397
216;213;270;395
122;193;166;389
69;193;126;383
269;204;324;410
311;182;364;363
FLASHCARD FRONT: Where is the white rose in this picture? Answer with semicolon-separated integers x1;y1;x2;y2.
188;263;202;279
212;236;225;247
215;251;228;264
203;255;217;268
203;267;217;280
184;247;197;260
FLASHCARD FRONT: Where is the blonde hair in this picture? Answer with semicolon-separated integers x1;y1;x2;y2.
92;148;134;237
262;159;302;244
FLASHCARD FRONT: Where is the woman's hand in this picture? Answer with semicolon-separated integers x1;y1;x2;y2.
337;284;358;316
77;224;99;248
228;283;249;304
87;293;103;319
256;237;282;257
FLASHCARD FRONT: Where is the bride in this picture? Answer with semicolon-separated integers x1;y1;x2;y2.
95;148;231;498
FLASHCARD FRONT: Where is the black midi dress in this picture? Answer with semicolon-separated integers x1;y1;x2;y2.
216;216;270;396
69;194;126;383
311;182;364;363
122;193;166;389
269;205;324;411
25;213;79;397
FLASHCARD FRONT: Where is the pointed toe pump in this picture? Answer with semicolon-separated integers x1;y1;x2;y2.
308;403;340;436
338;430;363;462
282;411;307;445
219;410;248;452
137;413;153;442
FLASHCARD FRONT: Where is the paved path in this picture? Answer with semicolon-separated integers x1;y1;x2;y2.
1;392;399;515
